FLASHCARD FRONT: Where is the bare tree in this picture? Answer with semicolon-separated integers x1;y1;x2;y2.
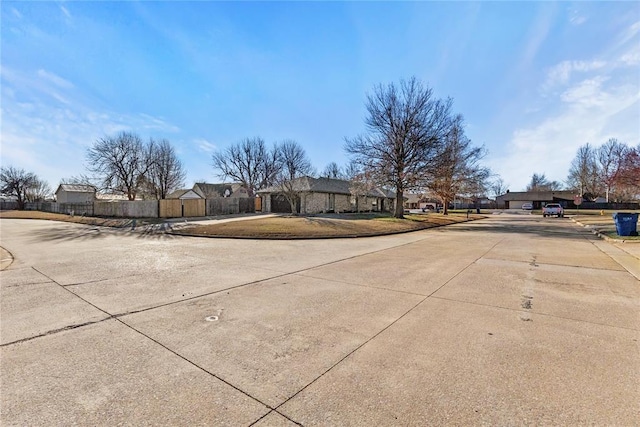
597;138;627;202
345;76;451;218
145;138;186;199
212;137;281;197
349;170;376;213
25;177;52;202
490;177;508;199
86;131;154;200
343;160;361;180
567;143;600;199
526;173;562;192
322;162;344;179
275;140;313;214
0;166;39;209
617;143;640;199
425;115;489;215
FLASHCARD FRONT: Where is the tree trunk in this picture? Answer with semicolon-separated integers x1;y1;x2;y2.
442;198;449;215
394;191;404;218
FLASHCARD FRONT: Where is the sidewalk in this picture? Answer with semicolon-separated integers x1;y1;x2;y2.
164;213;277;230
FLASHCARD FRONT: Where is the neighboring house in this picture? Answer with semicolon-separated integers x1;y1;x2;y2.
166;189;203;200
495;190;576;209
404;193;422;210
55;184;96;204
192;183;250;199
404;193;439;210
258;176;395;214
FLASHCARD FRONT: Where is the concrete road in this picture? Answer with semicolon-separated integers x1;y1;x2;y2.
1;214;638;425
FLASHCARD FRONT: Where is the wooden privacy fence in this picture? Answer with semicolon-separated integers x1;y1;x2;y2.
206;198;255;216
25;202;94;216
183;199;205;217
22;197;256;218
159;199;182;218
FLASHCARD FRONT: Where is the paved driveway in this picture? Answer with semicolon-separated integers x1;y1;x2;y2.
1;215;638;425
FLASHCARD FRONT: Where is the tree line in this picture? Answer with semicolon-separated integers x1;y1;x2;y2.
2;76;638;215
518;140;639;202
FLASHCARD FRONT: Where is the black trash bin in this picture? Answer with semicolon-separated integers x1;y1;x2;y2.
612;213;639;236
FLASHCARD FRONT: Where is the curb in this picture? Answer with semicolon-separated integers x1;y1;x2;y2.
168;216;485;240
571;218;639;244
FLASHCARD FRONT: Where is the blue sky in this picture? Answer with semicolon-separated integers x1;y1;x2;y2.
2;1;639;193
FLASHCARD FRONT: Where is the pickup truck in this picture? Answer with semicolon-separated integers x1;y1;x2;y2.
542;203;564;217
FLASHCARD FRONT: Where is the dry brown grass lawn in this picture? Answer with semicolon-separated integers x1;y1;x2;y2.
175;213;483;239
0;210;132;227
574;213;640;241
0;210;484;239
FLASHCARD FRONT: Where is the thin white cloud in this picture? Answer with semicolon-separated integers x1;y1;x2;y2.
0;73;183;187
37;69;74;89
520;4;557;67
195;139;216;153
617;21;640;48
11;8;22;19
619;45;640;66
492;77;639;191
568;8;587;26
59;5;71;19
138;113;180;133
543;60;606;89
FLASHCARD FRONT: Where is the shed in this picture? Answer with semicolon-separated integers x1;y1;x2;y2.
55;184;96;204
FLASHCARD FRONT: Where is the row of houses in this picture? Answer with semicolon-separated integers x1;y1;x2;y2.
31;182;638;218
53;177;397;215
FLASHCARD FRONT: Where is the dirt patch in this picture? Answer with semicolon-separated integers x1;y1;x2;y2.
174;213;484;239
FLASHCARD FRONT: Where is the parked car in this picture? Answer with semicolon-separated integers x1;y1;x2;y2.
542;203;564;217
521;203;533;210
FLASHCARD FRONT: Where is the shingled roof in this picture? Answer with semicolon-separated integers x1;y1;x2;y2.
56;184;96;193
259;176;394;198
192;183;244;198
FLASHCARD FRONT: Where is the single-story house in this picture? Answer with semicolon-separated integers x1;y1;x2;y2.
55;184;96;204
192;182;250;199
404;193;422;210
258;176;395;214
495;190;576;209
166;189;203;200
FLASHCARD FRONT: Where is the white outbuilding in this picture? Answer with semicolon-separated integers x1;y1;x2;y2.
55;184;96;204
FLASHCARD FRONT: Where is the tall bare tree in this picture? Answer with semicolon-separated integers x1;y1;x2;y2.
597;138;627;202
526;173;562;192
617;143;640;199
146;138;186;199
0;166;39;209
275;139;313;214
567;143;600;199
212;137;281;197
425;115;489;215
86;131;154;200
345;76;451;218
25;177;52;202
490;177;508;199
322;162;344;179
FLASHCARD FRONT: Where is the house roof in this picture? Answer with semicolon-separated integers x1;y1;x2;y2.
167;189;202;199
496;191;576;202
193;182;244;198
259;176;395;198
56;184;96;194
